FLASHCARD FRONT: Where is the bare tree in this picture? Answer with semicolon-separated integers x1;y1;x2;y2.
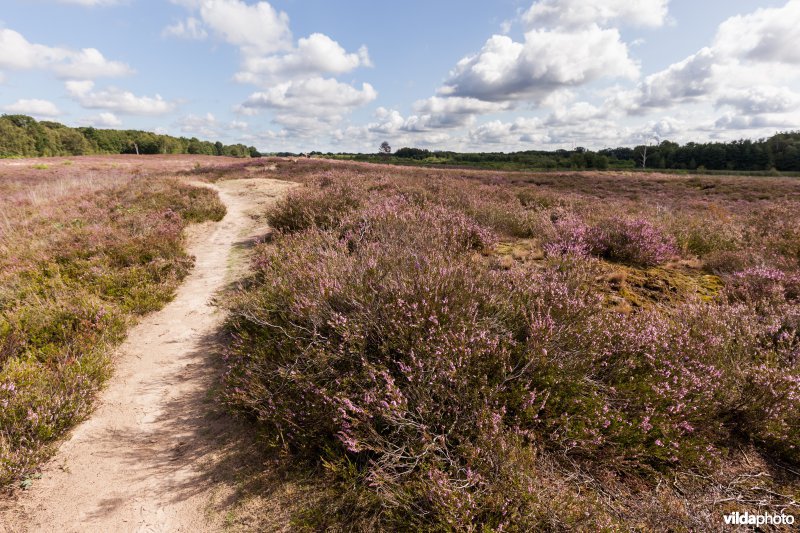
637;135;660;169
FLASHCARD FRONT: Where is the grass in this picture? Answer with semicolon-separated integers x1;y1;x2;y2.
0;157;226;486
220;158;800;530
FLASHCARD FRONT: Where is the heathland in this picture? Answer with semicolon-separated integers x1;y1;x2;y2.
1;156;799;531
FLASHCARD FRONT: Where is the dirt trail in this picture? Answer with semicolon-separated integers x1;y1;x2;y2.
1;178;295;533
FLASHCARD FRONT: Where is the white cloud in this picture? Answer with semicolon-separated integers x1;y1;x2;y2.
405;96;510;130
0;28;132;79
713;112;798;131
235;33;370;84
199;0;292;56
162;17;208;40
80;112;123;127
717;86;800;115
440;27;638;103
240;77;377;134
617;1;800;117
177;112;218;137
523;0;670;29
240;77;376;115
66;80;177;115
713;1;800;64
616;48;717;113
3;99;62;117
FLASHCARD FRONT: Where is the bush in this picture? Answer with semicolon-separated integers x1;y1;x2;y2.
267;182;360;233
221;160;800;529
589;217;678;267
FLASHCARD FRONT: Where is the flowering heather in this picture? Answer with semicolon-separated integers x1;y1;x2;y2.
222;159;800;530
0;157;226;486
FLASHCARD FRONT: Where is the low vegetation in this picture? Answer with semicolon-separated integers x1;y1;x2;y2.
0;160;225;485
223;159;800;530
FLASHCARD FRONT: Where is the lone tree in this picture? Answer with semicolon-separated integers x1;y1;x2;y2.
637;135;660;169
379;141;391;156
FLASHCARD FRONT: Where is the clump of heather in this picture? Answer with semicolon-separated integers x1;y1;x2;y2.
725;266;800;305
589;216;678;267
545;214;677;267
0;172;225;486
267;179;360;233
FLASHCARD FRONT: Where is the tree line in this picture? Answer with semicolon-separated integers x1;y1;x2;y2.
0;114;261;159
601;132;800;171
326;131;800;173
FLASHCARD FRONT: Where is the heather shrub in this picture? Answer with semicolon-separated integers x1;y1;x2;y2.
544;213;593;257
267;182;360;233
220;160;800;529
724;267;800;306
589;217;678;267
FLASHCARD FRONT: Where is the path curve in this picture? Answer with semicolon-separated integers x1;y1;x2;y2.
1;177;295;533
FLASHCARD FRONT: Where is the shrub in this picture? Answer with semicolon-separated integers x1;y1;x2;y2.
220;160;800;530
589;217;678;267
267;182;360;233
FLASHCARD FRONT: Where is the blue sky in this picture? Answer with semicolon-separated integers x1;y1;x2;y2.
1;0;798;152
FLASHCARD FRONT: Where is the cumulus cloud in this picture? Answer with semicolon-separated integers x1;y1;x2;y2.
713;1;800;64
717;86;800;114
523;0;670;29
0;28;132;79
440;26;638;103
80;112;123;127
177;112;218;137
234;33;371;84
167;0;373;135
165;0;292;54
618;1;800;117
712;111;800;130
66;80;177;115
239;77;377;132
364;97;510;135
615;48;717;114
3;99;62;117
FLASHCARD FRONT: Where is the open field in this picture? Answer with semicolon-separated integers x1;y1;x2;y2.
219;158;800;530
1;155;799;531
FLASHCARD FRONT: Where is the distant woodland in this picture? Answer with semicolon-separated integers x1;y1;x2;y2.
328;131;800;173
0;114;259;158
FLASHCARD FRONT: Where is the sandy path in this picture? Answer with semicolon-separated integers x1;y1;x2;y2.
1;178;295;533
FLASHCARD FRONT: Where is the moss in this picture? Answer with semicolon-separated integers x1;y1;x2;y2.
599;264;724;309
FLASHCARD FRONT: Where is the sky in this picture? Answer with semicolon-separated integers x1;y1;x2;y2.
1;0;799;153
